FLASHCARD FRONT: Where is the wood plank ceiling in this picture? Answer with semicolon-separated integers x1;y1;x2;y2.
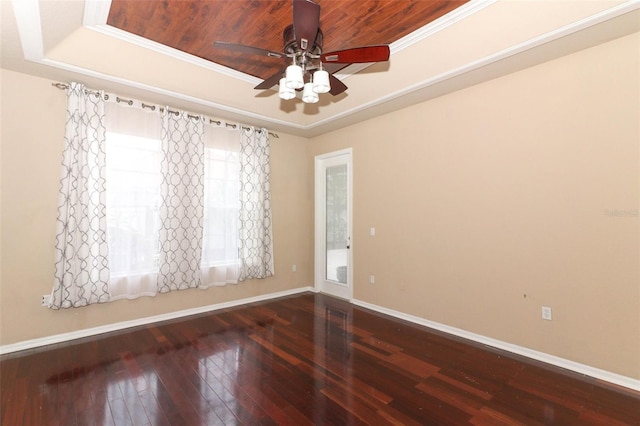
107;0;469;82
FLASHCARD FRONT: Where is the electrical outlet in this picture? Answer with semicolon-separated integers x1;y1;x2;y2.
370;227;376;236
369;275;375;284
541;306;552;321
42;294;51;307
292;264;297;272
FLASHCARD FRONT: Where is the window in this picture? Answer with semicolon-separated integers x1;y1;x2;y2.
105;132;162;277
200;126;242;286
201;130;241;268
104;104;243;299
52;84;273;308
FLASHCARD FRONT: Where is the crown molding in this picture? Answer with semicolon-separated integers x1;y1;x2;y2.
82;0;496;85
390;0;496;54
10;0;44;60
85;25;262;86
10;0;307;131
306;0;640;133
37;55;307;131
331;0;497;80
82;0;111;26
10;0;640;136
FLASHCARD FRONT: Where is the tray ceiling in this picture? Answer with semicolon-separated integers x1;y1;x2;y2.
106;0;468;81
2;0;638;137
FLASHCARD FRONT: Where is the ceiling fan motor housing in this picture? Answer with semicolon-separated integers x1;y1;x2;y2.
283;24;323;58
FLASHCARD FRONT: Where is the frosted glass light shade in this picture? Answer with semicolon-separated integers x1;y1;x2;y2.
278;78;296;100
285;65;304;89
302;82;319;104
313;70;331;94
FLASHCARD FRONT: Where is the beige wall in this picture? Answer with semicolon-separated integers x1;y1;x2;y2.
1;32;638;381
0;69;314;345
310;33;640;379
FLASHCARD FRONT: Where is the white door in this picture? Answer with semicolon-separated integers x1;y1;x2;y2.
315;149;352;300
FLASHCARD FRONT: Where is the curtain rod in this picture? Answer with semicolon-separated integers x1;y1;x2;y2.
51;82;279;139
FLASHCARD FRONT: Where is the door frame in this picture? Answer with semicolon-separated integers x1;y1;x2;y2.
314;148;353;300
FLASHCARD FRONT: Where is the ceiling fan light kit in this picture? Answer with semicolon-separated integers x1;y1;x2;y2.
280;67;331;102
285;62;304;89
312;69;330;94
278;78;297;100
302;82;320;103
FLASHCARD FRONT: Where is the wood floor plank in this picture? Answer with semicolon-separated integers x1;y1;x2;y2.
321;383;395;425
470;406;530;426
416;377;486;417
137;388;172;426
2;292;639;425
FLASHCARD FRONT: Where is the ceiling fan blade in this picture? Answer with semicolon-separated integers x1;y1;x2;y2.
328;74;348;96
322;45;390;63
254;69;287;90
293;0;320;52
214;41;286;59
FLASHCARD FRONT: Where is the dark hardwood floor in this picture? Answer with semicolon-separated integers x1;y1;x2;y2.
1;292;639;425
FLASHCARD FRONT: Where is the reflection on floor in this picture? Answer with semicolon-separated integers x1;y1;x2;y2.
1;292;639;425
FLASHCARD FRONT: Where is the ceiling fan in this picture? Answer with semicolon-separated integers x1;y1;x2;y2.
213;0;390;104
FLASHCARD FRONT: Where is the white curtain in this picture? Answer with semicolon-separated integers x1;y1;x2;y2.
104;102;162;300
200;125;242;287
52;84;274;305
157;110;205;293
51;83;111;308
238;127;274;281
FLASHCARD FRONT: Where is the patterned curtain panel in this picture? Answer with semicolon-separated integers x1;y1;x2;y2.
51;83;111;308
238;127;275;281
157;111;205;292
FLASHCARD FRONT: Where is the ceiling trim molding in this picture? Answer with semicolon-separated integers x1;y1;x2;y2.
10;0;44;60
11;0;305;130
307;0;640;132
38;56;307;130
390;0;496;54
82;0;111;26
85;24;262;86
329;0;497;80
82;0;261;86
82;0;495;85
11;0;640;136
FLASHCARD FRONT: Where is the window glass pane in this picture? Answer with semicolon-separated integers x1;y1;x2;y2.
105;132;162;276
326;164;348;283
202;145;240;267
103;107;242;288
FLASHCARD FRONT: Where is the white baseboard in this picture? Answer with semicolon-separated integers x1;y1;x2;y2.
2;288;637;393
351;298;640;392
0;286;314;356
